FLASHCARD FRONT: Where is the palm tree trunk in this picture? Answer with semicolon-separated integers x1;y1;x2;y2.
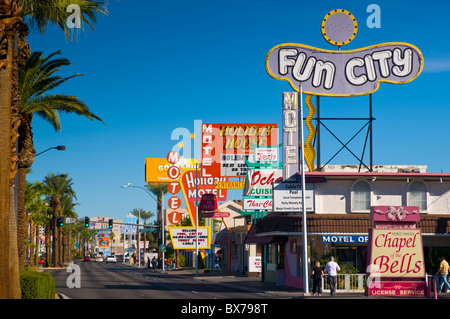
45;223;50;265
16;166;27;269
0;15;20;298
29;219;34;266
0;33;14;299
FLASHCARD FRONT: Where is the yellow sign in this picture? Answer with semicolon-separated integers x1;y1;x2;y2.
145;158;196;183
214;181;245;189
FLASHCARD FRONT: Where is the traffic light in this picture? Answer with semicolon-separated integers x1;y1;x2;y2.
56;216;64;227
84;217;90;227
108;219;113;229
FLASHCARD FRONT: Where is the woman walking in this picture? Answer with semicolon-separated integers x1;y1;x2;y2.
311;261;324;296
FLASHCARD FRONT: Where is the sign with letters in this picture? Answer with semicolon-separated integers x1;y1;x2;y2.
266;42;423;97
169;226;210;249
272;181;314;212
366;206;426;297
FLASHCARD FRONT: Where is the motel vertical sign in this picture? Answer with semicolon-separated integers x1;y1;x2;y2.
282;92;299;181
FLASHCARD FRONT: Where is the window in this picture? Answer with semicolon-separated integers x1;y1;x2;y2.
409;181;427;211
352;181;371;211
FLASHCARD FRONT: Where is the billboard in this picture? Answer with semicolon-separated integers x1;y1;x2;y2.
266;42;424;97
145;157;196;183
201;123;278;177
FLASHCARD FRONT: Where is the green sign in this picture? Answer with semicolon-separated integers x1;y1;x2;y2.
160;244;166;252
139;228;157;233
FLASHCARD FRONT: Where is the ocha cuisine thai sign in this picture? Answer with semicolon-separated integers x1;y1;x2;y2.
266;42;424;96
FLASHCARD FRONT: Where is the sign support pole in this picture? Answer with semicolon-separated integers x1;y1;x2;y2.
195;163;199;277
299;85;309;294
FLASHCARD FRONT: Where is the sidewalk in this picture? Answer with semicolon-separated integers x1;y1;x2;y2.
145;267;450;300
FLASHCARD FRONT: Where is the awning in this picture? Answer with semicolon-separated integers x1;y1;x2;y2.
245;213;450;240
244;224;288;244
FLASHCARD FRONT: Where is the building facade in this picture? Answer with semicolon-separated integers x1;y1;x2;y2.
245;165;450;289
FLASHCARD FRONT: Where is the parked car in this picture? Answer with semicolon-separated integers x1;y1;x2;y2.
105;255;116;263
83;256;91;262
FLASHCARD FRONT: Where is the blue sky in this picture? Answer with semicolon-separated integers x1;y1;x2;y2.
26;0;450;222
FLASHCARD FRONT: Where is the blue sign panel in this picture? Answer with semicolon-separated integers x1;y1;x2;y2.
321;235;368;244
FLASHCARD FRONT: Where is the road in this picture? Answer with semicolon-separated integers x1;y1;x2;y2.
45;260;276;300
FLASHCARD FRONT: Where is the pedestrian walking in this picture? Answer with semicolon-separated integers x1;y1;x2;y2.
151;257;157;270
324;256;340;296
311;261;324;296
147;257;150;269
165;258;170;270
436;256;450;293
172;258;176;270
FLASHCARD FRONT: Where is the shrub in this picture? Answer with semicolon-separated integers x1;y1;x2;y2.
20;269;55;299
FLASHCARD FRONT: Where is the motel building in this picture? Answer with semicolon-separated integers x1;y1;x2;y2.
245;164;450;289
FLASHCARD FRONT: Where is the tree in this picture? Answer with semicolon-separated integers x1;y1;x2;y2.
137;209;155;253
25;180;49;266
43;173;75;267
59;193;78;264
16;50;103;269
144;183;168;256
0;0;106;298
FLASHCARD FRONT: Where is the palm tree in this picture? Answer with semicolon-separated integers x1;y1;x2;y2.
25;180;49;266
0;0;106;298
16;50;104;269
60;193;78;264
43;172;76;267
145;183;168;257
139;210;155;254
130;208;146;265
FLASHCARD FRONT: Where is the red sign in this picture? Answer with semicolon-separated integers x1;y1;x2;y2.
168;211;182;225
199;193;218;212
168;196;181;209
168;182;181;195
367;281;426;297
166;151;180;164
201;212;230;218
366;205;426;297
201;123;278;177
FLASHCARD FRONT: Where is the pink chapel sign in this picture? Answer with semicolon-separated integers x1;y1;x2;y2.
366;206;427;297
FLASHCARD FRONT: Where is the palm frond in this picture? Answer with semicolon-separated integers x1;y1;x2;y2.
20;0;108;41
19;50;105;130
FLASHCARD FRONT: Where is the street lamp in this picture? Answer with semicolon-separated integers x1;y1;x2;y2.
35;145;66;157
121;183;164;270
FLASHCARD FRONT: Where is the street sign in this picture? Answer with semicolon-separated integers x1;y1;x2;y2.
139;228;157;233
160;244;166;252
